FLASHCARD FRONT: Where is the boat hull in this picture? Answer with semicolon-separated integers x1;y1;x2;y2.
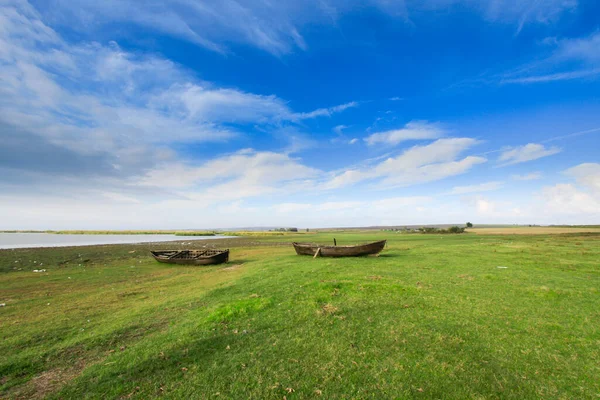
292;240;386;257
150;249;229;265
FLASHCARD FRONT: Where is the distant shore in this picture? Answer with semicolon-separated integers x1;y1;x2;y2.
0;230;216;236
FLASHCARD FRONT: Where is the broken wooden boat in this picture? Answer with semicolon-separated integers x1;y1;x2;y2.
292;240;386;257
150;249;229;265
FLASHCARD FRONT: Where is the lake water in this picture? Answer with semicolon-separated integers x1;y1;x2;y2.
0;233;235;250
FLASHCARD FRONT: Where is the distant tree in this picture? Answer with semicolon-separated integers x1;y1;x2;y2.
466;222;473;228
306;228;309;232
448;226;465;234
287;227;298;232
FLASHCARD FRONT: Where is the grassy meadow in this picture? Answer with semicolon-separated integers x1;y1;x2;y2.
1;231;599;399
467;227;600;235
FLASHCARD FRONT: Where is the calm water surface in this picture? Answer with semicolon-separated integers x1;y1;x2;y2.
0;233;235;249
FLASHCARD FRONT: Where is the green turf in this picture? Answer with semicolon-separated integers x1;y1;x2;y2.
1;232;599;399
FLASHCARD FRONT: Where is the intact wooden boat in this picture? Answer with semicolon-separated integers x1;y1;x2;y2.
150;249;229;265
292;240;386;257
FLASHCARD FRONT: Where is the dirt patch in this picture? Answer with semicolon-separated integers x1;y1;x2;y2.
318;303;339;316
9;360;87;400
30;368;76;398
222;264;244;271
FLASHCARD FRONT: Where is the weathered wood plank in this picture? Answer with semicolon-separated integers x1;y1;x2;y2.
313;247;321;258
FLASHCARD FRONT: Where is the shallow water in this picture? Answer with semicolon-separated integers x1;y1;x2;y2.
0;233;235;249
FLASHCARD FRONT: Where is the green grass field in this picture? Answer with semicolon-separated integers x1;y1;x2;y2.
1;232;599;399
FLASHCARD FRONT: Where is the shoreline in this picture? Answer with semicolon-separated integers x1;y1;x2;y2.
0;233;239;251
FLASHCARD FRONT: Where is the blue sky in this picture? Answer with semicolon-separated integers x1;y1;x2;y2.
0;0;599;229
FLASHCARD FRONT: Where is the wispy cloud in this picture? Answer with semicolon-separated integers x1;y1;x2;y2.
552;32;600;63
501;32;600;84
152;84;355;124
333;125;349;135
373;0;576;29
501;68;600;84
325;138;485;189
446;181;504;195
364;121;446;146
498;143;561;166
512;172;543;181
140;149;319;190
31;0;579;58
36;0;312;56
0;3;356;198
542;127;600;143
292;101;358;120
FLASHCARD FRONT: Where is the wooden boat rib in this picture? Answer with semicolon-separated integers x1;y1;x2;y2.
292;240;386;257
151;249;229;265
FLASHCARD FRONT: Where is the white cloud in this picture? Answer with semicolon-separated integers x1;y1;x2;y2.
446;181;504;195
498;143;561;166
141;150;319;190
0;6;235;156
435;0;575;24
29;0;578;58
512;172;542;181
317;201;365;211
331;125;362;146
501;68;600;84
274;203;313;213
370;196;433;210
0;3;355;199
101;192;141;204
563;163;600;193
553;32;600;64
475;197;495;214
333;125;348;135
273;196;433;225
0;194;435;230
541;184;600;215
535;163;600;221
153;84;291;124
324;170;371;189
501;32;600;84
370;0;576;29
365;120;446;146
293;102;358;120
325;138;485;189
36;0;312;56
2;1;598;230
